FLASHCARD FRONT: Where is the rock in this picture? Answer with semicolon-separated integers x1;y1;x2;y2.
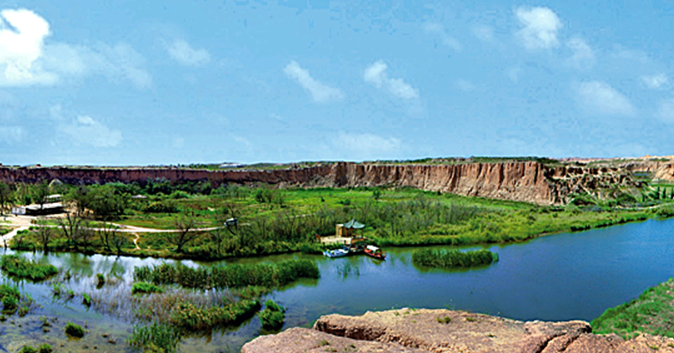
242;309;674;353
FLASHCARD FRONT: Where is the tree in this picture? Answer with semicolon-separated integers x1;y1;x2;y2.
31;181;51;210
0;182;11;215
35;218;53;253
109;231;129;257
76;223;95;250
97;222;118;252
210;228;227;255
59;213;82;249
169;216;197;253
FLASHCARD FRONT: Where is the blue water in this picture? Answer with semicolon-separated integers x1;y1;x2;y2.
4;218;674;351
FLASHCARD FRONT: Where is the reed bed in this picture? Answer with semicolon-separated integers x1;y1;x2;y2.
0;255;58;281
412;248;498;268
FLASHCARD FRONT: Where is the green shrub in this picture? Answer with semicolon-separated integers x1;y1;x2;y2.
19;346;36;353
96;273;105;286
38;343;53;353
65;322;85;338
259;300;285;330
0;255;58;281
131;282;164;295
81;293;91;306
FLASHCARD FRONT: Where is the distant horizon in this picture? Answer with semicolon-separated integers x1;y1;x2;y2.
1;154;666;168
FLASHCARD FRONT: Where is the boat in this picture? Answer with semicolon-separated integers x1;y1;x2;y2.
364;245;386;260
323;248;349;258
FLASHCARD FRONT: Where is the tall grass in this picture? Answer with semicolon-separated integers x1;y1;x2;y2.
0;255;58;281
133;259;319;290
128;322;181;353
412;248;498;268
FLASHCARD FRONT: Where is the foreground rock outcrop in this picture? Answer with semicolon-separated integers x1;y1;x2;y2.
0;161;642;205
242;309;674;353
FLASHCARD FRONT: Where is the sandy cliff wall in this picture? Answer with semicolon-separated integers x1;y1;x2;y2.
0;162;639;205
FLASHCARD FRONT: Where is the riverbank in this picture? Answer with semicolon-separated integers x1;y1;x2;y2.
242;308;674;353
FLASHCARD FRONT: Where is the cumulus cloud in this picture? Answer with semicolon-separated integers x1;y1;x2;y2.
641;74;669;90
0;8;150;88
515;6;563;50
364;61;418;100
0;9;56;86
59;115;122;148
577;81;634;116
0;126;23;143
166;39;211;66
283;61;343;103
423;23;462;51
567;38;594;68
333;132;401;159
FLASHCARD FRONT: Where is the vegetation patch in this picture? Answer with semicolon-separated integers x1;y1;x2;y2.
128;322;181;353
412;248;498;268
133;259;319;290
169;299;260;331
131;282;164;295
64;322;85;338
592;278;674;339
0;255;58;281
259;300;285;330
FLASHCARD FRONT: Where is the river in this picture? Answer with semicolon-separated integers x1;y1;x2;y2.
2;218;674;352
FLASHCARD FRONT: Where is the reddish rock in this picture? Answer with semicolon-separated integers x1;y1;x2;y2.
242;309;674;353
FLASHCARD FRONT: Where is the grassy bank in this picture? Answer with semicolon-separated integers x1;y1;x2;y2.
0;255;58;281
8;186;669;261
592;279;674;339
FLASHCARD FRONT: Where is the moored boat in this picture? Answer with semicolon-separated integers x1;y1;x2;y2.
323;248;349;258
364;245;386;260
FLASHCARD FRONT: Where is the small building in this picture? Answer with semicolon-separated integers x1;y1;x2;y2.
12;202;64;216
335;218;365;238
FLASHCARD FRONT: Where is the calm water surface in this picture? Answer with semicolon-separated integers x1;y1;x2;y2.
3;218;674;352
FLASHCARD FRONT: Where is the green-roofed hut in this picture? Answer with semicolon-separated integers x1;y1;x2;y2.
336;218;365;238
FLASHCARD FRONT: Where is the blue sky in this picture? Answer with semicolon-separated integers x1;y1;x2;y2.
1;0;674;165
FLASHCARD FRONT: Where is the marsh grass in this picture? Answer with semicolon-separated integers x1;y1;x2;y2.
335;262;360;278
128;322;181;353
133;259;319;290
0;255;58;281
259;299;285;330
412;248;498;268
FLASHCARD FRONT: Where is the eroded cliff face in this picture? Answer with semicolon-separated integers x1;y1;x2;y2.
0;162;641;205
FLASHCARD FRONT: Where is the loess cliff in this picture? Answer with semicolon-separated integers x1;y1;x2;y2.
0;161;642;206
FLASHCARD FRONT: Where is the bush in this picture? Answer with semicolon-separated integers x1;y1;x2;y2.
131;282;164;295
0;255;58;281
259;300;285;330
96;273;105;286
82;293;91;306
19;346;36;353
65;322;85;338
38;344;53;353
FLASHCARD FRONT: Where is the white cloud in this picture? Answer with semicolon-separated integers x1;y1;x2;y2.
333;132;402;159
454;79;476;92
567;38;594;68
59;115;122;148
283;61;344;103
471;25;494;42
0;126;23;143
364;61;418;100
0;8;150;88
577;81;635;116
166;39;211;66
0;9;56;86
657;98;674;123
515;6;563;50
641;74;669;90
423;23;462;51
